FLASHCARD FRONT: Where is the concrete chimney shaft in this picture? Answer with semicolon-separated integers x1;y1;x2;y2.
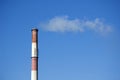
31;28;38;80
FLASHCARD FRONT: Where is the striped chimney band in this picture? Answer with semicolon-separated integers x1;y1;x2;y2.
31;28;38;80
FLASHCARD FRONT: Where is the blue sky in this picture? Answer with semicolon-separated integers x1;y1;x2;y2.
0;0;120;80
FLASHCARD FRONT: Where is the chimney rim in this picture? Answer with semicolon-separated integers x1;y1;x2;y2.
31;28;38;31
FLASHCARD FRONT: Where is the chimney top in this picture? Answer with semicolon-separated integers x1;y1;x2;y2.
31;28;38;31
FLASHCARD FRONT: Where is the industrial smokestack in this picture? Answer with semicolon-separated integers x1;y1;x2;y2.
31;28;38;80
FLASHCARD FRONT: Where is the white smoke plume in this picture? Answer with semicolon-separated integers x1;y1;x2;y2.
40;16;112;34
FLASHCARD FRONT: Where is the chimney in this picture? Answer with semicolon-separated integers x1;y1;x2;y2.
31;28;38;80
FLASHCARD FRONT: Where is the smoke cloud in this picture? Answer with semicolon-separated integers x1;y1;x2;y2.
40;16;112;34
